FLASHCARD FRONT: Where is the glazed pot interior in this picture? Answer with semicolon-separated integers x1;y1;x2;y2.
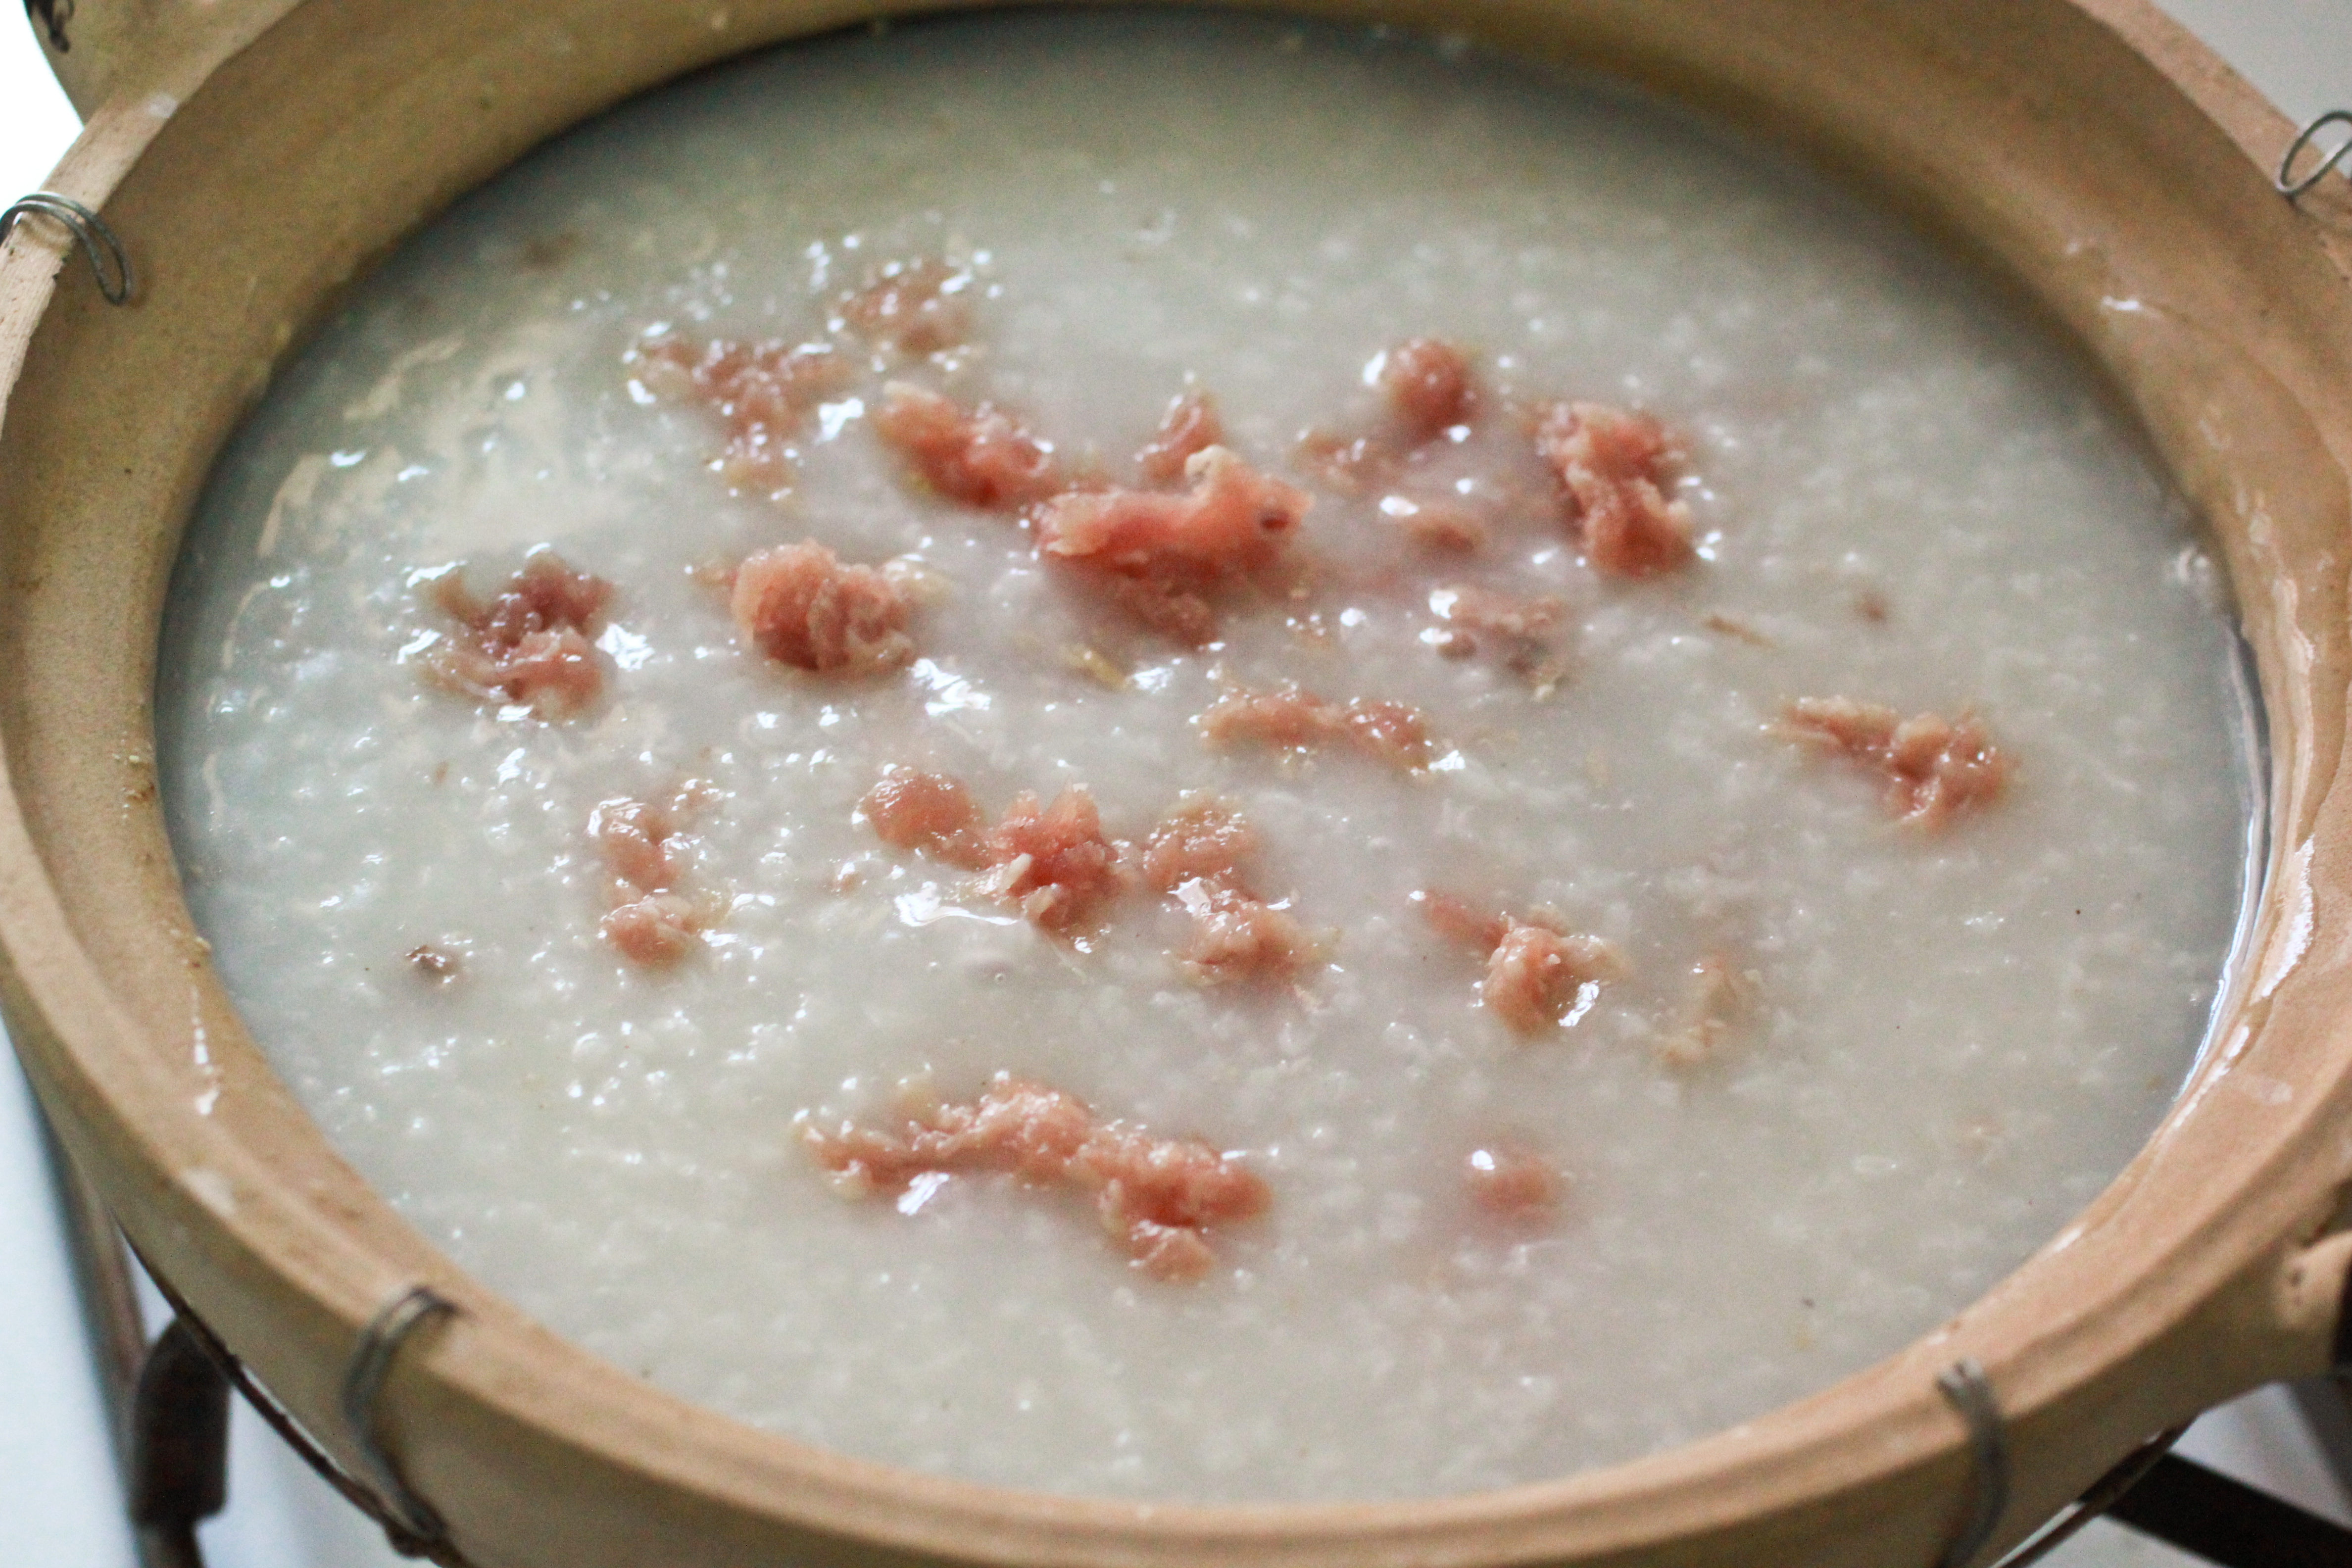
7;2;2352;1565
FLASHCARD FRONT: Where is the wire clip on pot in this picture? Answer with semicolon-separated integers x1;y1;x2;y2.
0;191;133;303
2279;109;2352;199
343;1285;461;1555
1934;1359;2010;1568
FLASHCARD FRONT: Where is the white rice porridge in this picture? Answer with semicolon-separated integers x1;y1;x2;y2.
157;8;2254;1504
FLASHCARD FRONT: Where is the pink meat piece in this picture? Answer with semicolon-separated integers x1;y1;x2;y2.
1136;390;1226;486
1138;797;1307;984
1169;880;1310;984
588;795;705;967
858;773;1121;933
801;1074;1270;1281
980;787;1123;932
1464;1145;1563;1221
601;893;702;968
425;551;613;718
1782;696;2010;829
1532;400;1695;578
808;1076;1094;1192
1033;446;1310;643
873;382;1064;510
1035;445;1309;583
636;335;850;491
860;768;987;869
1296;338;1479;495
1076;1118;1272;1278
731;540;915;676
839;258;971;355
1485;922;1623;1035
1375;337;1476;443
1416;892;1624;1037
1196;683;1431;769
590;796;679;894
1137;796;1257;892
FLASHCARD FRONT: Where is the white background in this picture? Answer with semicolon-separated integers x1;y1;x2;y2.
4;4;2352;1564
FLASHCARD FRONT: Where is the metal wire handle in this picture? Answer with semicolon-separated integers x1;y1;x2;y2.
341;1286;461;1554
1;191;134;304
2278;108;2352;199
1936;1359;2011;1567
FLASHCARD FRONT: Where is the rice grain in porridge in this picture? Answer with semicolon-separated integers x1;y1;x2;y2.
157;9;2254;1503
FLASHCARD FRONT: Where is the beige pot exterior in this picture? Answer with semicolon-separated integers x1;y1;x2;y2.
23;1;309;153
7;1;2352;1565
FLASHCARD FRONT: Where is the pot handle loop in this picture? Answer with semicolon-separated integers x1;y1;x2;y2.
1934;1360;2009;1568
342;1285;460;1558
1;192;134;304
2279;109;2352;199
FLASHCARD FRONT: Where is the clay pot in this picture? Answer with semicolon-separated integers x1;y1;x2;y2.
5;2;2352;1564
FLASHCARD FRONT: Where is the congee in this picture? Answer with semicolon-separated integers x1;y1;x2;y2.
156;7;2254;1504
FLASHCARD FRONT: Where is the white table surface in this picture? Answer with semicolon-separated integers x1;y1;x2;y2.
5;4;2352;1564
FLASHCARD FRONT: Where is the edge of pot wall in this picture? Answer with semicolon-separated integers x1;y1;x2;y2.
25;0;305;121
